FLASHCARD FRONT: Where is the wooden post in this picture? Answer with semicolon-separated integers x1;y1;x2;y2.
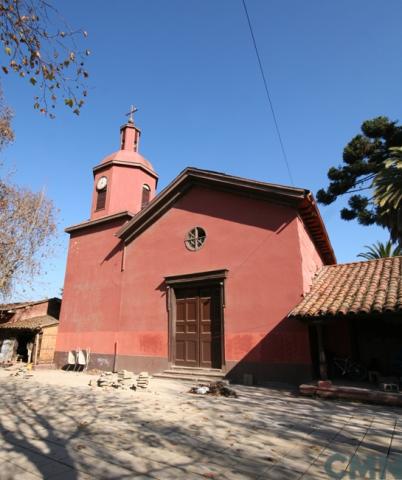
121;243;126;272
166;286;171;312
316;323;328;380
166;286;172;364
113;341;118;373
350;318;359;361
33;333;40;366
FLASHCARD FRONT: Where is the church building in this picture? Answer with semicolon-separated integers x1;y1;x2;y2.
55;114;336;384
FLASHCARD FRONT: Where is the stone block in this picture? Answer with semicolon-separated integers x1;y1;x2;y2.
318;380;332;388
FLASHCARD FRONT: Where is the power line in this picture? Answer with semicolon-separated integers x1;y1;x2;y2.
241;0;294;186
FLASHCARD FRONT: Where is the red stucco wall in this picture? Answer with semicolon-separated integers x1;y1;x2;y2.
108;166;156;216
56;218;127;361
119;187;309;363
56;185;324;382
296;216;324;294
12;302;48;322
91;165;157;221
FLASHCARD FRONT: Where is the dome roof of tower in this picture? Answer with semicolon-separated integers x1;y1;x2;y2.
101;149;156;173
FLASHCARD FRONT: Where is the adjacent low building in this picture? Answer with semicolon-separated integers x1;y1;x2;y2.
0;298;61;365
289;256;402;381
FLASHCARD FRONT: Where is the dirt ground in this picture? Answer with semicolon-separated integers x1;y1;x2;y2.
0;367;401;479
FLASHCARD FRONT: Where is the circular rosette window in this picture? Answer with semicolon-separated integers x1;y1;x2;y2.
185;227;206;251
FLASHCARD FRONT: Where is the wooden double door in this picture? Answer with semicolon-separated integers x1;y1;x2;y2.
174;286;222;369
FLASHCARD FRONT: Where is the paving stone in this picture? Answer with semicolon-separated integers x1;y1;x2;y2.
0;460;40;480
263;464;303;480
47;471;94;480
124;476;154;480
0;374;400;480
28;460;77;478
6;449;55;469
300;471;331;480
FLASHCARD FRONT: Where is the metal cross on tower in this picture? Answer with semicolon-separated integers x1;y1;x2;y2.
125;105;138;123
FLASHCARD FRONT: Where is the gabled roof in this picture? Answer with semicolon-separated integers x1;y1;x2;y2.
289;256;402;319
117;167;336;264
0;315;59;330
65;211;134;234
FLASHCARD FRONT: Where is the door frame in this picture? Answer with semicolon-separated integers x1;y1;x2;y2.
165;269;228;370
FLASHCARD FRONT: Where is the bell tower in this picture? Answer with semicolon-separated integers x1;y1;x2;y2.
90;107;158;220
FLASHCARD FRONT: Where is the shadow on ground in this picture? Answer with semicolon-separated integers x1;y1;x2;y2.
0;377;401;479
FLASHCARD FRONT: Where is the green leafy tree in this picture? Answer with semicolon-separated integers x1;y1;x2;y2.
357;240;402;260
0;0;90;117
373;147;402;244
317;116;402;241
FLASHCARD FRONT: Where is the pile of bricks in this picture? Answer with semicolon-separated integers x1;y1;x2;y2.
9;366;34;379
94;371;113;388
89;370;151;391
136;372;150;389
89;370;136;390
118;369;136;389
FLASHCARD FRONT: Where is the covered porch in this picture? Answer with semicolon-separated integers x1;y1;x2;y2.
310;312;402;384
0;316;59;366
289;256;402;404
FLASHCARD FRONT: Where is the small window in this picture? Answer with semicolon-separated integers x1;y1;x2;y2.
141;184;151;209
96;187;107;210
185;227;206;251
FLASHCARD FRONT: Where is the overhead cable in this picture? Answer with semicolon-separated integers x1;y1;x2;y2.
241;0;294;186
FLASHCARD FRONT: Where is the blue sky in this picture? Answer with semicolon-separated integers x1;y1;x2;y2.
2;0;400;300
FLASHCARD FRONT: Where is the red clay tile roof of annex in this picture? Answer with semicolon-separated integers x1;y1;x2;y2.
289;256;402;319
0;315;59;330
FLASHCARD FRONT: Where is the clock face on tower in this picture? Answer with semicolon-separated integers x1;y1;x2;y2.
96;176;108;191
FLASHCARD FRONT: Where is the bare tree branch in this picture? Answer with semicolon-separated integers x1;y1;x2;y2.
0;0;90;117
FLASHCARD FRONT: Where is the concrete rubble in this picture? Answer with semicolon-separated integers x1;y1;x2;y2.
189;381;238;398
8;365;34;379
89;370;151;391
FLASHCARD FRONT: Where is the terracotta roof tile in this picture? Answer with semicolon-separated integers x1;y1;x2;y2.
0;315;59;330
289;257;402;319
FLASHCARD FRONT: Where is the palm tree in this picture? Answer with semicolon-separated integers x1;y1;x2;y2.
358;240;402;260
373;146;402;245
